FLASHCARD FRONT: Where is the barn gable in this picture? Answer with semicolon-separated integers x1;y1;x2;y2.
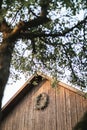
1;72;87;130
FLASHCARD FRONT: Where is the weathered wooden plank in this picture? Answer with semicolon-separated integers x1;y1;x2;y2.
61;87;68;130
56;86;67;130
69;91;78;129
83;98;87;113
64;89;72;130
42;80;56;130
33;81;48;130
47;83;56;130
56;86;62;130
76;94;84;122
26;90;35;130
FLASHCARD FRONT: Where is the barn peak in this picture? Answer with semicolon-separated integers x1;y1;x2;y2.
1;72;86;121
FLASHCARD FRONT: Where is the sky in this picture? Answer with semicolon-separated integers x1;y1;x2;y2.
2;75;26;107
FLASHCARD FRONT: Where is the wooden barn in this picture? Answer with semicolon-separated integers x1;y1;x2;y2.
0;72;87;130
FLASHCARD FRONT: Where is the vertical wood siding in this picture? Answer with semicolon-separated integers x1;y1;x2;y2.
1;80;87;130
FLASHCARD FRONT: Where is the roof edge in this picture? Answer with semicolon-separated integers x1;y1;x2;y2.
2;74;35;111
37;72;86;97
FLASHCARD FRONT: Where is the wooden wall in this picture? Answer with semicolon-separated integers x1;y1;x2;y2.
1;80;87;130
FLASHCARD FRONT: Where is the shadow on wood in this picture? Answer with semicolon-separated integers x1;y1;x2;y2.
73;111;87;130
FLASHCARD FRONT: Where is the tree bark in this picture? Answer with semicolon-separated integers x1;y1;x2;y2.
0;40;14;121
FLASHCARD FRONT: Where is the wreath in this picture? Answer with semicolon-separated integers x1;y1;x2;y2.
34;92;49;110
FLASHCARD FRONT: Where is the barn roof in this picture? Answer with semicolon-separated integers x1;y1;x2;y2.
1;72;86;121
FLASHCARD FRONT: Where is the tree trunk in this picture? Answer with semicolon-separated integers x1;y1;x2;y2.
0;40;14;121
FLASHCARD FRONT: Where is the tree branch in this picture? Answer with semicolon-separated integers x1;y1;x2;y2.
0;17;50;41
62;44;86;88
40;0;50;17
22;17;50;29
0;0;3;10
19;16;87;39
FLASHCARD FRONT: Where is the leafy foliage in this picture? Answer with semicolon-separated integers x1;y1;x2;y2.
0;0;87;89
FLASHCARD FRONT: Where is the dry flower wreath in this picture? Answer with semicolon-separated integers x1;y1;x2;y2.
34;92;49;110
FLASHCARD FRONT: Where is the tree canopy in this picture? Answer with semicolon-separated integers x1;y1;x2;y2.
0;0;87;115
